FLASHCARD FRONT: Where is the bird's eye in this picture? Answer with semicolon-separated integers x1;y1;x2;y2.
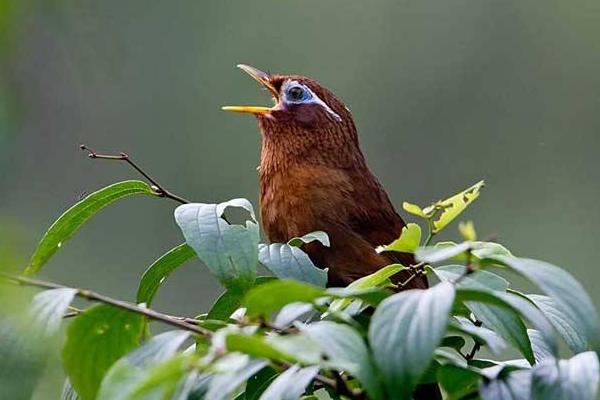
287;85;307;102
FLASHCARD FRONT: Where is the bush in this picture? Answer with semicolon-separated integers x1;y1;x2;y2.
2;171;599;400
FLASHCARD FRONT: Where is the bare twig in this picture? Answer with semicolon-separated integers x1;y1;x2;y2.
1;272;212;337
79;144;190;204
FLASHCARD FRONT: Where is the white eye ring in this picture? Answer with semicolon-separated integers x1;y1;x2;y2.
282;80;341;121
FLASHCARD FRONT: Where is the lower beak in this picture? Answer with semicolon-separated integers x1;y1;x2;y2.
222;64;278;115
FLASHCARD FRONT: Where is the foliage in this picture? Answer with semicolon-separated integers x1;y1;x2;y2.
2;179;600;400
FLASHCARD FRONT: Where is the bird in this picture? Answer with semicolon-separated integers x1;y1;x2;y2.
223;64;428;290
224;65;439;400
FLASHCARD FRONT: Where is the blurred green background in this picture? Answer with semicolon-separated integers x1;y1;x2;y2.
0;0;599;395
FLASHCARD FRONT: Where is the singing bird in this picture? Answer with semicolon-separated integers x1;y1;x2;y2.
224;65;428;290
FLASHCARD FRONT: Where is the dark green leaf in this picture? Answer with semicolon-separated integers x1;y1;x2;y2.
243;280;324;318
490;256;600;351
62;304;145;400
29;288;77;336
527;294;587;354
369;282;455;399
300;321;384;400
97;330;191;400
437;364;480;400
136;243;196;306
258;365;319;400
531;352;599;400
208;276;275;321
258;242;327;287
243;367;278;400
440;336;466;353
25;180;155;276
174;199;259;292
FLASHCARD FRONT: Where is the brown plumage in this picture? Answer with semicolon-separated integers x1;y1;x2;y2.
224;64;439;400
225;65;427;290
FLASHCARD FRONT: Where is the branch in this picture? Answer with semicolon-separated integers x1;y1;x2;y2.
79;144;190;204
1;273;212;337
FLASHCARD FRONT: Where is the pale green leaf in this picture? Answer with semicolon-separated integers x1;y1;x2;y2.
301;321;384;400
287;231;330;247
29;288;77;336
369;282;455;399
531;352;599;400
378;223;421;254
259;243;327;287
402;202;430;218
174;199;259;292
258;365;319;400
432;180;484;233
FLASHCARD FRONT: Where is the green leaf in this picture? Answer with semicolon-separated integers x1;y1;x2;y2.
300;321;384;400
136;243;196;306
432;180;484;234
457;289;558;364
273;302;314;329
438;364;480;400
369;282;455;399
416;242;472;264
243;280;324;318
243;368;278;400
174;199;260;292
266;334;323;365
258;243;327;287
225;334;295;362
328;264;405;313
440;336;467;353
29;288;77;336
97;330;191;400
480;369;531;400
25;180;155;276
287;231;330;247
531;351;599;400
129;354;193;399
206;277;276;321
489;256;600;351
449;317;506;355
62;304;146;400
527;294;587;354
378;223;421;253
431;265;509;291
402;202;430;218
258;365;319;400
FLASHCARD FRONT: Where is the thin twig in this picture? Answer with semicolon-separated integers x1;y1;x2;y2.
465;319;483;360
1;272;212;337
79;144;190;204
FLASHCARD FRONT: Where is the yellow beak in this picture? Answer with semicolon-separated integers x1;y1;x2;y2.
222;64;278;115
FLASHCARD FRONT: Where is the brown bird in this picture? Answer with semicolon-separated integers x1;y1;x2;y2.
224;64;438;400
224;65;428;291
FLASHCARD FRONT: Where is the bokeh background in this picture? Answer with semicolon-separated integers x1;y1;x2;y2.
1;1;599;396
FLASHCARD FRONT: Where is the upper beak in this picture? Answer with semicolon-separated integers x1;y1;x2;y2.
222;64;278;115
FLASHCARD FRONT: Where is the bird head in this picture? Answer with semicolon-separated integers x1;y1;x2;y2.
223;64;356;139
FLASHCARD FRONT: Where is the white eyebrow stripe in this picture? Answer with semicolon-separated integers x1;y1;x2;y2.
286;80;342;122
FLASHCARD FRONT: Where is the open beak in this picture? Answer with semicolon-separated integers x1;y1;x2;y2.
222;64;278;115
